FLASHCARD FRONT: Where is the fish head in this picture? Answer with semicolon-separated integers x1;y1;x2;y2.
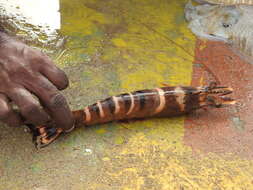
185;1;242;41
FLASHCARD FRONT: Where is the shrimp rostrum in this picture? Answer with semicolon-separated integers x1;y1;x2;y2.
26;82;235;149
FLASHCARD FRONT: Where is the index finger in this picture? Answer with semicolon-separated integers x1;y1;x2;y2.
26;75;74;131
38;55;69;90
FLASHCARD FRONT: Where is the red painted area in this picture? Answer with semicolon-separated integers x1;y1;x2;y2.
184;40;253;158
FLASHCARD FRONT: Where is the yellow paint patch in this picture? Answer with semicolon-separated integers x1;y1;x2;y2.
99;131;253;189
60;0;107;36
112;38;127;48
95;128;107;134
102;157;110;161
114;136;125;145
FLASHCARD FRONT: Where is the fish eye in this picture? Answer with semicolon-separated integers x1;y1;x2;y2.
222;23;231;28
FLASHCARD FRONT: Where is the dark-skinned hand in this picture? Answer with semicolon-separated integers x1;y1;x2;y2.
0;32;74;131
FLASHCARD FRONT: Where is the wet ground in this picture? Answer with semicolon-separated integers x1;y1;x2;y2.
1;0;253;189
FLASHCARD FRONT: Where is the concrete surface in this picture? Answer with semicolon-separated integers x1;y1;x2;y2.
1;0;253;189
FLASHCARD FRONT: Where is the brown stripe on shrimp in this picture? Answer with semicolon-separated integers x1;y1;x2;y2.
73;110;86;124
182;86;201;112
99;97;115;116
91;103;101;118
118;92;150;119
155;87;182;117
131;89;159;117
118;93;132;114
126;93;135;115
95;99;113;123
85;103;104;125
133;90;147;110
82;103;102;125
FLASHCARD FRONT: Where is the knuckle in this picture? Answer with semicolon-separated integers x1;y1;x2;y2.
49;93;68;109
38;80;54;91
5;63;34;81
37;52;51;63
28;49;48;63
0;105;11;120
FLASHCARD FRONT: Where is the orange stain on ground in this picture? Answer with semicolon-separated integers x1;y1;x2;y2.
185;39;253;158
